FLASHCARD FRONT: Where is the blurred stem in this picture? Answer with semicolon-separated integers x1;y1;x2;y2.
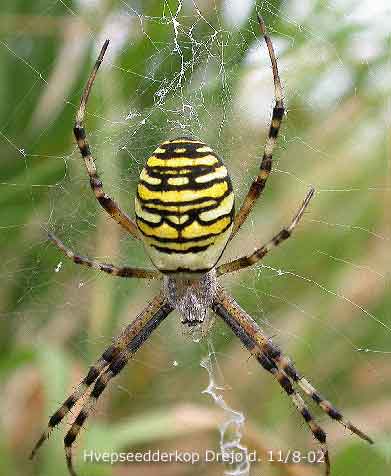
0;14;84;36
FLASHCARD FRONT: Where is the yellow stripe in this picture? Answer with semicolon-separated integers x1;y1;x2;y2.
137;220;178;239
148;168;192;175
135;198;162;224
138;181;228;203
166;215;189;225
167;176;189;186
140;168;161;185
153;147;166;154
199;192;234;221
147;155;218;168
196;146;213;153
195;166;227;183
182;216;231;239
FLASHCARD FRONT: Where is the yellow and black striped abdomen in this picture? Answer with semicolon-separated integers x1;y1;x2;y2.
135;138;234;274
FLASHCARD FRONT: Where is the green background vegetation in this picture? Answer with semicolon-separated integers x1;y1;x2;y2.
0;1;390;475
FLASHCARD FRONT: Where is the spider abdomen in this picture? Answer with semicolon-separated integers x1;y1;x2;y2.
135;138;234;274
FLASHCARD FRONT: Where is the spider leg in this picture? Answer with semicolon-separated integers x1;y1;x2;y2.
231;14;284;239
64;298;173;476
277;357;374;444
74;40;140;239
212;290;330;475
30;294;172;463
217;187;314;276
212;286;373;441
48;232;160;279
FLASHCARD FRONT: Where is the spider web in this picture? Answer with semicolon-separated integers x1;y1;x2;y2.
1;1;390;476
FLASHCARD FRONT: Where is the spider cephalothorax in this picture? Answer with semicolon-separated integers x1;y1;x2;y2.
163;269;217;326
31;16;373;476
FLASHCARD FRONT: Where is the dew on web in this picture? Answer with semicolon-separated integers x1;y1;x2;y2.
54;261;63;273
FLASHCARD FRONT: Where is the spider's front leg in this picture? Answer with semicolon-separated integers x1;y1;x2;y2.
30;294;173;476
217;187;314;276
231;15;285;239
74;40;139;239
48;232;160;279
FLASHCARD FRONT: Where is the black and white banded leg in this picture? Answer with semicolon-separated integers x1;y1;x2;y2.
231;15;285;239
30;294;173;476
212;295;330;475
73;40;140;239
212;287;373;474
218;187;314;276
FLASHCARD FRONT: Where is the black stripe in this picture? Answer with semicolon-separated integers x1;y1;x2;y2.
90;177;103;189
80;144;91;157
74;410;88;427
102;345;119;362
278;374;294;395
327;407;342;421
257;353;276;372
146;164;218;173
138;175;229;192
64;431;77;447
263;342;281;360
313;428;327;443
152;243;211;254
141;202;217;217
109;355;128;376
152;147;217;160
301;408;312;422
273;107;285;121
49;411;65;427
273;228;290;244
84;366;101;386
91;378;106;399
73;126;86;141
64;395;77;409
283;363;301;382
312;392;322;404
136;210;233;231
145;162;221;178
160;266;212;274
260;156;272;172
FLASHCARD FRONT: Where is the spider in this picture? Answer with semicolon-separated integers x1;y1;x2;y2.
30;15;372;476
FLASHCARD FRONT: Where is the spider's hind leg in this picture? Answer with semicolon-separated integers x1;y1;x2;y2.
30;344;120;460
62;296;173;476
30;294;172;466
256;353;330;475
212;286;373;474
212;294;330;475
279;359;374;444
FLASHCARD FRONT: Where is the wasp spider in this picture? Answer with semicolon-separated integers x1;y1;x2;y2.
30;15;373;476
